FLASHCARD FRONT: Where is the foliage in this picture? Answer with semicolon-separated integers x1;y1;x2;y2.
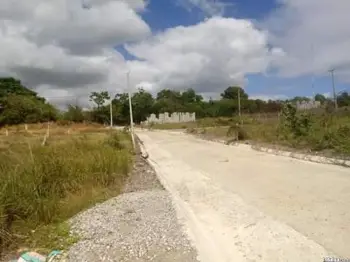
227;124;249;141
0;78;38;98
0;94;58;126
279;103;312;138
0;78;58;126
89;91;110;108
1;76;349;130
63;105;85;122
315;93;327;104
221;86;248;100
0;130;132;253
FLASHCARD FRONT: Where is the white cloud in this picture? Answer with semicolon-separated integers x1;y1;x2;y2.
0;0;280;108
0;0;149;107
126;17;279;95
264;0;350;82
177;0;228;16
1;0;150;56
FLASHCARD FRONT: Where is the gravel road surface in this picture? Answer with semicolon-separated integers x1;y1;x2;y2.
137;130;350;262
66;145;198;262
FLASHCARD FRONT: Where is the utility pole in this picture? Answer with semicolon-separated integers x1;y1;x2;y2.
329;68;338;111
311;44;315;100
127;71;135;149
237;87;242;125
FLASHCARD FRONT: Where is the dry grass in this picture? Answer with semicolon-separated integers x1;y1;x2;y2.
0;123;133;256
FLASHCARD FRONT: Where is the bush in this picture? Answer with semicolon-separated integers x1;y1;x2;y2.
56;119;71;126
279;103;312;138
227;124;249;141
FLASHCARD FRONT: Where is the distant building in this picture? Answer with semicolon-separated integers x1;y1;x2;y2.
143;112;196;125
296;100;321;110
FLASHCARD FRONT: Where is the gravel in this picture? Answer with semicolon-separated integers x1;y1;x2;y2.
65;141;199;262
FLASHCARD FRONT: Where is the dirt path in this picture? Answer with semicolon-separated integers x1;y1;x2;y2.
137;130;350;262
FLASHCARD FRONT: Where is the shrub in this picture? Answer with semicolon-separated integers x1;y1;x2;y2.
56;119;71;126
227;124;249;141
279;103;312;138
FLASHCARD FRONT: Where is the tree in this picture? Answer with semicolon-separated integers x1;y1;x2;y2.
337;92;350;107
0;77;58;126
0;77;38;98
131;88;155;123
314;94;327;104
181;88;203;104
89;91;110;109
289;96;311;103
220;86;248;100
154;89;183;113
63;105;85;122
88;91;111;124
0;94;58;126
156;89;181;101
112;93;130;124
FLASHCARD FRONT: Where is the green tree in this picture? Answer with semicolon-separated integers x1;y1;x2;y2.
337;92;350;107
181;88;203;104
0;94;58;126
0;77;38;98
89;91;110;109
112;93;130;124
132;88;155;123
0;77;58;126
220;86;248;100
63;105;85;122
315;94;327;104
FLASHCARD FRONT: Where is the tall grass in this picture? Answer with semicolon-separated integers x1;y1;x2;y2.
226;112;350;156
0;130;132;254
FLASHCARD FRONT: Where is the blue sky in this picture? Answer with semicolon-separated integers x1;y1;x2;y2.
2;0;349;104
122;0;350;99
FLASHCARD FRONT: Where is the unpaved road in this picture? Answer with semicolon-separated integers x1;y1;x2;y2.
137;130;350;262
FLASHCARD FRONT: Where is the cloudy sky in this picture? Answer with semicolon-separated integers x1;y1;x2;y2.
1;0;350;106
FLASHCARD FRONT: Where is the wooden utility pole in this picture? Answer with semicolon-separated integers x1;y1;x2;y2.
237;87;242;125
329;69;338;111
127;71;135;149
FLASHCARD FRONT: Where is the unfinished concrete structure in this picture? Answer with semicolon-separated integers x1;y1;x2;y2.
296;100;321;110
144;112;196;124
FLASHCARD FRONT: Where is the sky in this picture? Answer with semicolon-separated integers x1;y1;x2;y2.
1;0;350;107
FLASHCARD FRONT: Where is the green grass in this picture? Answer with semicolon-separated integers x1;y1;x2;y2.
0;128;133;256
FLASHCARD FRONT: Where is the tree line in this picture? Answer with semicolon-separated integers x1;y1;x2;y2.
1;77;349;126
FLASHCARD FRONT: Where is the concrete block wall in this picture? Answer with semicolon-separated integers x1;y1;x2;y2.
143;112;196;124
296;100;321;110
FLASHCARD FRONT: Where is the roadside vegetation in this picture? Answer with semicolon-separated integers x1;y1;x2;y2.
151;107;350;157
0;124;133;256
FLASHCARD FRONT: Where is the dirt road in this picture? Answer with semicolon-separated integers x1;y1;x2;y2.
137;130;350;262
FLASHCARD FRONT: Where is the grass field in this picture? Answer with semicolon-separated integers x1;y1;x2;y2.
0;123;133;256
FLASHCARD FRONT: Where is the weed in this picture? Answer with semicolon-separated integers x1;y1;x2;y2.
0;128;132;255
227;124;249;141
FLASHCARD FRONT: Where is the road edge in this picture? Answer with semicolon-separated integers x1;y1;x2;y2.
188;134;350;168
